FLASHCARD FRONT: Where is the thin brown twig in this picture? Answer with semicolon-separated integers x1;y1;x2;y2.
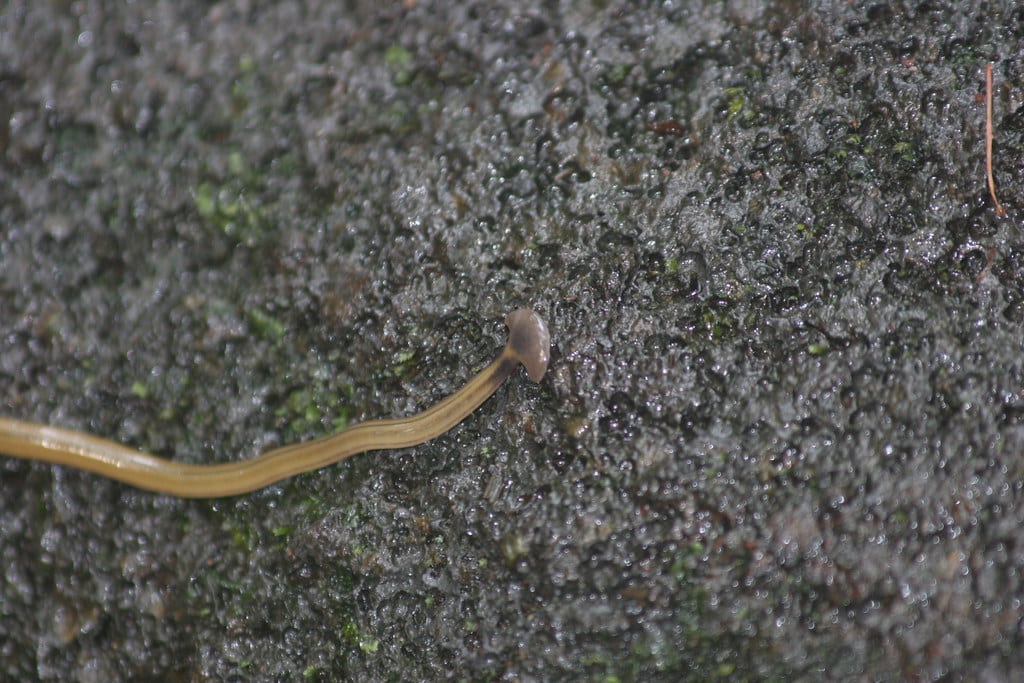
986;62;1006;217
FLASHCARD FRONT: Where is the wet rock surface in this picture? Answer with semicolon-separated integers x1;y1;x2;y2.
2;1;1023;680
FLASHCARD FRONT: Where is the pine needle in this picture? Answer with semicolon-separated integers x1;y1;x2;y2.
986;62;1006;217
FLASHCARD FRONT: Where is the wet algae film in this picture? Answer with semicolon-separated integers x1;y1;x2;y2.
2;1;1024;680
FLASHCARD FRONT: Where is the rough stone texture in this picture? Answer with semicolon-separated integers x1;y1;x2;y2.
2;1;1023;680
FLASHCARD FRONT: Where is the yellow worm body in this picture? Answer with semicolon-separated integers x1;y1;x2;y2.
0;310;549;498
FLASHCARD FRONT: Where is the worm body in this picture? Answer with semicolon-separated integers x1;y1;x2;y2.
0;310;549;497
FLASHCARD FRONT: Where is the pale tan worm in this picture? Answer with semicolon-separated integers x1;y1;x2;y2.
0;309;549;498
